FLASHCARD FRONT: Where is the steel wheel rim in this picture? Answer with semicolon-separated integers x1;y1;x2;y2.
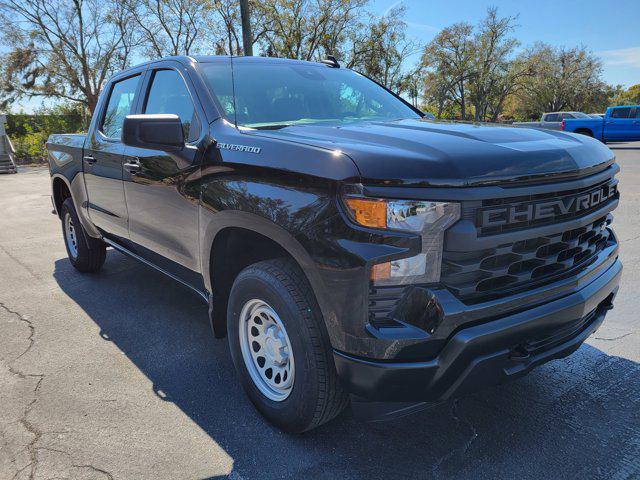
64;212;79;259
239;299;295;402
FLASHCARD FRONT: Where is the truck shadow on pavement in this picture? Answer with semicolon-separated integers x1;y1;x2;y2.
53;252;640;480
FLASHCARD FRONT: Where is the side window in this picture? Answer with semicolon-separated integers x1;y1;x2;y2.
562;113;574;119
101;75;140;139
633;108;639;119
611;107;631;119
545;114;559;122
144;69;200;142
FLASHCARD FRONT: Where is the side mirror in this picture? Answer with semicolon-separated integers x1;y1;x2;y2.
122;114;184;152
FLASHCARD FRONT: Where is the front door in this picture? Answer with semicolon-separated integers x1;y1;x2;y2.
84;73;143;239
606;107;636;141
122;65;203;285
631;107;640;141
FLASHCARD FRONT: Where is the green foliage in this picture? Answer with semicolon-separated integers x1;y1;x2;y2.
347;5;417;96
12;132;50;163
6;104;88;163
612;84;640;105
512;43;606;118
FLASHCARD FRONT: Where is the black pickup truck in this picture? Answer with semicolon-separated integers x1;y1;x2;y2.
47;56;621;432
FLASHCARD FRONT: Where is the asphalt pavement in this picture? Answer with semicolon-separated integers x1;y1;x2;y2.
1;142;639;480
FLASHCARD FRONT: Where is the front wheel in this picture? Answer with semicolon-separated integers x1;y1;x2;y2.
227;258;348;432
61;198;106;273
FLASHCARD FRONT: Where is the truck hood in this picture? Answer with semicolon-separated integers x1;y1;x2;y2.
253;118;615;187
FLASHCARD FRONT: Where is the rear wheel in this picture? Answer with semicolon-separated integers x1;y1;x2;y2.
61;198;106;273
227;258;348;432
575;129;593;137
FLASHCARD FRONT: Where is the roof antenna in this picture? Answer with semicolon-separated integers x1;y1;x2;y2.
321;55;340;68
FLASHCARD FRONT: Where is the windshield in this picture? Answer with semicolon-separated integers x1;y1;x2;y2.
199;61;420;129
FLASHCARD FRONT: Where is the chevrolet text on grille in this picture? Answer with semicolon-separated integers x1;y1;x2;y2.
480;184;617;228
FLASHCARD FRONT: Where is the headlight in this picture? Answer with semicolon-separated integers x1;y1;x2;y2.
343;196;460;285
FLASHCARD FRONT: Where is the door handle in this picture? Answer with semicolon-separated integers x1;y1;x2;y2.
83;155;97;164
123;157;141;174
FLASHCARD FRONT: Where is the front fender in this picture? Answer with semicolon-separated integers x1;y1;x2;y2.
199;208;330;320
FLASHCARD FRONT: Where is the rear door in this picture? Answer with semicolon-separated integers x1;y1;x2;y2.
84;72;144;238
122;62;204;285
605;107;634;141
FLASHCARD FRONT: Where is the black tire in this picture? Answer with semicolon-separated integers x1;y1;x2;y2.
227;258;349;433
60;197;106;273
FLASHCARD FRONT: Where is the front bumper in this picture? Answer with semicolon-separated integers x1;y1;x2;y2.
334;256;621;406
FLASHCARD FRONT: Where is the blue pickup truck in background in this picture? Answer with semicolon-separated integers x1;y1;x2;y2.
562;105;640;142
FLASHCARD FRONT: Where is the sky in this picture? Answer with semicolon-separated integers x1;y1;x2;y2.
9;0;640;112
370;0;640;88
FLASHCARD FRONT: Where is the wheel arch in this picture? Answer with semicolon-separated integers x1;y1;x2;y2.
51;174;73;218
574;128;594;137
51;173;102;238
201;210;330;338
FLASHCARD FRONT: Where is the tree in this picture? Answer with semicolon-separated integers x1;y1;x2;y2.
421;22;474;119
254;0;367;61
421;70;459;118
627;84;640;104
126;0;210;57
467;8;529;122
347;5;418;93
0;0;134;114
515;43;605;118
208;0;271;56
612;84;640;105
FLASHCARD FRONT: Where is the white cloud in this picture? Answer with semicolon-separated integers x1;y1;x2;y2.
383;0;404;17
599;46;640;68
405;21;439;33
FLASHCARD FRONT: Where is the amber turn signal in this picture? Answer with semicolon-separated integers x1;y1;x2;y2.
343;198;387;228
370;262;391;281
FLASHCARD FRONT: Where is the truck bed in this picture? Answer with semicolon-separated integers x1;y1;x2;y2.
46;134;86;169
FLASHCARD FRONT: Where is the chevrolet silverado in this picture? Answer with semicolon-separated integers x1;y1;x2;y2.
46;56;621;432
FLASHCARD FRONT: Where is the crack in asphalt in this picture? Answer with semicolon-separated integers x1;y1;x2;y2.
2;301;115;480
72;464;115;480
0;244;40;280
1;302;36;362
594;332;636;341
430;399;478;475
2;302;45;480
620;232;640;244
450;399;478;456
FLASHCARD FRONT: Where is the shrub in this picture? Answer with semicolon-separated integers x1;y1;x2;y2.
6;104;88;164
12;131;50;164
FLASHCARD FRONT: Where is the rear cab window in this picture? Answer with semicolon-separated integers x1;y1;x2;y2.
544;114;559;122
611;108;632;119
101;75;141;139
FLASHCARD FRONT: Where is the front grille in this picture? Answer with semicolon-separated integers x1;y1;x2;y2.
442;215;615;302
473;178;618;236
